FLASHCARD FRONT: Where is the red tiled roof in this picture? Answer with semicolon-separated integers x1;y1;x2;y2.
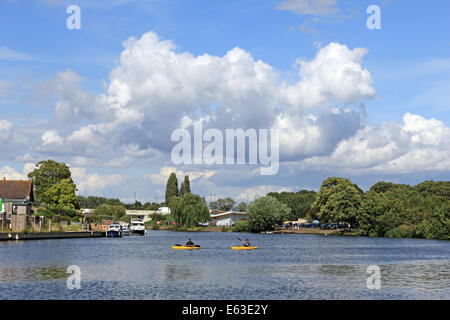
0;179;35;201
211;209;227;215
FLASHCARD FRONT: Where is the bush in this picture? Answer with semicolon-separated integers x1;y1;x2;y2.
247;196;291;233
167;225;178;231
221;226;231;232
232;220;250;233
385;224;417;238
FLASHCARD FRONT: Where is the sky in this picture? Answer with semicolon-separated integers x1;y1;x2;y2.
0;0;449;203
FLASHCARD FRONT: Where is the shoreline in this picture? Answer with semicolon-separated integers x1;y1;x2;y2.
150;225;357;236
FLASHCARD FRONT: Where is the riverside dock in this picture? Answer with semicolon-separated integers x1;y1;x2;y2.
0;231;107;241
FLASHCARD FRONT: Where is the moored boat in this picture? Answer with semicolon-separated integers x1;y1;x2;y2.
121;225;130;236
130;219;146;235
107;223;123;238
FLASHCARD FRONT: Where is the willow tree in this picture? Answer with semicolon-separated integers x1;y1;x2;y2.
180;175;191;196
172;193;210;228
165;172;179;204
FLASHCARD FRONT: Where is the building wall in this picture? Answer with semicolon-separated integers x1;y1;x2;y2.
215;215;245;227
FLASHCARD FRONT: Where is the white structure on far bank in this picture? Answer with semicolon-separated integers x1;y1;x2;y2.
125;207;171;222
211;211;247;227
125;210;155;222
157;207;171;215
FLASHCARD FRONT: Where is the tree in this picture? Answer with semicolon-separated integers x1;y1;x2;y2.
247;196;290;232
235;202;247;212
180;175;191;196
232;219;250;232
28;160;73;204
93;204;126;221
78;196;122;209
172;193;210;228
310;177;363;227
165;172;179;204
267;190;316;220
210;197;235;211
44;178;80;210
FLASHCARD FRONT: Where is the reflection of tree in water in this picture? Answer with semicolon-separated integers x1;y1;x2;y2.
163;265;199;282
0;266;67;282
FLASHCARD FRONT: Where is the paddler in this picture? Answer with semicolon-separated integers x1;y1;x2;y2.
242;239;251;247
186;238;194;247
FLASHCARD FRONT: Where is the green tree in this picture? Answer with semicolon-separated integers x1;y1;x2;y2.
210;197;235;211
267;190;316;220
232;219;250;232
43;178;80;210
357;190;405;236
311;177;363;227
180;175;191;196
165;172;179;204
28;160;73;204
93;204;126;221
235;202;247;212
172;193;210;228
247;196;291;232
77;196;123;209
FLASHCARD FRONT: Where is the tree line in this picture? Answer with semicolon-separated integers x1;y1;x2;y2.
237;177;449;241
25;160;449;240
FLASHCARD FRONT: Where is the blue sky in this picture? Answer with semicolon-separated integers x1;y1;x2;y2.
0;0;449;203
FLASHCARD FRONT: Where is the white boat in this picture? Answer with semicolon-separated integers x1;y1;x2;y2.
107;223;123;238
130;219;146;235
121;225;130;236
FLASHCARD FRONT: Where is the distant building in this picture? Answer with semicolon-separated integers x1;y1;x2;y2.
211;211;247;227
81;208;93;215
0;178;36;231
125;210;157;222
157;207;171;215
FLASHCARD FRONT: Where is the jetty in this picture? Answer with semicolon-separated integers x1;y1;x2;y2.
0;231;106;241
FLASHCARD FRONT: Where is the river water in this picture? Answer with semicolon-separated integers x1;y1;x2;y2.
0;231;448;300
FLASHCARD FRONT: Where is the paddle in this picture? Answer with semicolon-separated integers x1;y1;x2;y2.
236;237;250;247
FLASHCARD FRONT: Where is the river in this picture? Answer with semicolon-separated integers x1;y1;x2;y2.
0;231;448;299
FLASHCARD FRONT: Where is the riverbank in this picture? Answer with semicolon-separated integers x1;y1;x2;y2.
272;229;358;236
0;231;106;241
148;224;358;236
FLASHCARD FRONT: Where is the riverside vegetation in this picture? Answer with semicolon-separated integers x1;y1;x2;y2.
16;159;449;241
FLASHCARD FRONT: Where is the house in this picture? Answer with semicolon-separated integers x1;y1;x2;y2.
211;211;247;227
0;178;36;231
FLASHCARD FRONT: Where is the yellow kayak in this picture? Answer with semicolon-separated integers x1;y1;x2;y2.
231;246;258;250
172;245;200;250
